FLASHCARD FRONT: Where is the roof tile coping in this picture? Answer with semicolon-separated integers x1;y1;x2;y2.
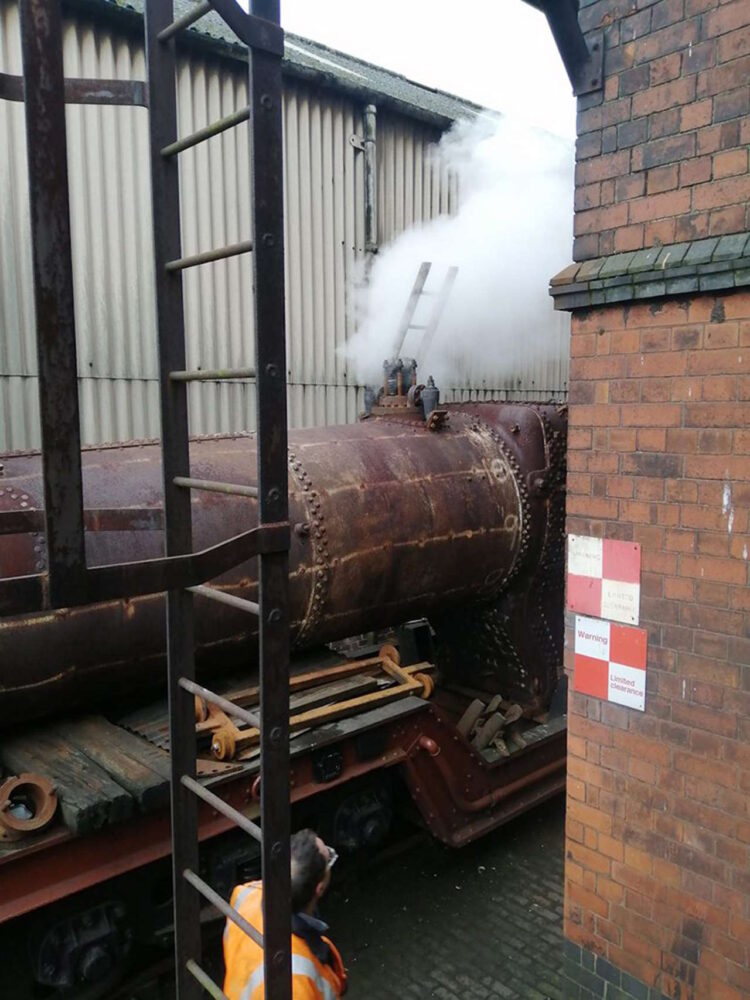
550;233;750;311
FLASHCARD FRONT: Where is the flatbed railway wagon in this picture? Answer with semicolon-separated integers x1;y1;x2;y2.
0;391;568;996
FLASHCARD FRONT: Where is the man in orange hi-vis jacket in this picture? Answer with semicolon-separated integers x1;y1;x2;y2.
223;829;347;999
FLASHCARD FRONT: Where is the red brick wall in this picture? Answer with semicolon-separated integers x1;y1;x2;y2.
564;291;750;999
574;0;750;260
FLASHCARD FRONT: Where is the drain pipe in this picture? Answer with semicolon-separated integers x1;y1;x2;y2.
364;103;377;256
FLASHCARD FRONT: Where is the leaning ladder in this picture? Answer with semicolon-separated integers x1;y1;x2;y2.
392;261;459;366
145;1;291;997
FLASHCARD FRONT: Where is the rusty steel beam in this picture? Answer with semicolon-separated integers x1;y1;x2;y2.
0;522;288;616
19;0;87;608
0;71;148;105
521;0;603;95
0;509;164;535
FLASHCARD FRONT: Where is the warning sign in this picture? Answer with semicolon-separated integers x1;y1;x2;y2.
573;614;648;711
567;535;641;625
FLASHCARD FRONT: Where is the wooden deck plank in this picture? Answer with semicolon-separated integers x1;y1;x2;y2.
51;716;170;812
0;731;133;835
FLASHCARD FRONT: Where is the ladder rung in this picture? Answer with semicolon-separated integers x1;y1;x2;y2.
185;960;228;1000
169;366;256;382
166;240;253;272
179;677;261;729
162;106;250;157
174;476;258;499
158;0;212;42
183;869;264;948
189;585;260;617
181;775;262;842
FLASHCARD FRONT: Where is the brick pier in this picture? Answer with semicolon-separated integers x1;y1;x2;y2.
550;1;749;998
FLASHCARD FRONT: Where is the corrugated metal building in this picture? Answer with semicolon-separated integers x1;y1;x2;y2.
0;0;569;451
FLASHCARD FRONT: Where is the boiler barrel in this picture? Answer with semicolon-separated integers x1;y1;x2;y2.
0;404;559;725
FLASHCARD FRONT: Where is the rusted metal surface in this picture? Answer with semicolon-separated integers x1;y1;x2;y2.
430;401;568;714
0;401;565;726
0;71;148;106
0;517;288;615
0;508;165;535
0;773;57;840
198;657;432;761
241;0;292;991
0;695;564;923
19;0;87;608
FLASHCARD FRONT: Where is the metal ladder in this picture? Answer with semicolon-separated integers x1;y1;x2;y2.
11;0;292;997
145;1;291;997
392;261;459;365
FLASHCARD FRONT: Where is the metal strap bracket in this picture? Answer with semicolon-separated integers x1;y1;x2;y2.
0;71;148;106
521;1;603;95
0;507;164;535
157;0;284;56
207;0;284;56
0;522;289;615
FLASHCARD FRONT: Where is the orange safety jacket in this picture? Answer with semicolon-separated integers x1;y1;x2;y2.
223;882;347;1000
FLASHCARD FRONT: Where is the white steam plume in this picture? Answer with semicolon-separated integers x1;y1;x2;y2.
345;114;574;395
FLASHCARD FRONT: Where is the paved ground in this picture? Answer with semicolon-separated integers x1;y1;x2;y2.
121;794;566;999
323;794;566;1000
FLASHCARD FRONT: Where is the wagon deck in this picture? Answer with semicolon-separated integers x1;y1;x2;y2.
0;649;430;854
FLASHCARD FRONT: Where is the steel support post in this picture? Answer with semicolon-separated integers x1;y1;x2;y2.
19;0;87;607
144;2;202;997
249;1;292;996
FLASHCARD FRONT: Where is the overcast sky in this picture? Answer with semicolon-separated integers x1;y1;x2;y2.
280;0;577;138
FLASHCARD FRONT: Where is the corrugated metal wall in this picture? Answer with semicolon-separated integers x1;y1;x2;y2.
377;113;458;246
0;0;39;450
0;0;567;452
284;79;365;428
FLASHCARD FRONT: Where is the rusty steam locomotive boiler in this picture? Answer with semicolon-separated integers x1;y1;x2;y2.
0;376;567;729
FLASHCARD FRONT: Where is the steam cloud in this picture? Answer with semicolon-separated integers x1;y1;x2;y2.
345;114;574;396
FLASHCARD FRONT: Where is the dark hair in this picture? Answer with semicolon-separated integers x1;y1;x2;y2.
290;829;326;912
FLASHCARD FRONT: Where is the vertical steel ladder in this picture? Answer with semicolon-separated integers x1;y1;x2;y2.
12;0;290;994
144;1;291;997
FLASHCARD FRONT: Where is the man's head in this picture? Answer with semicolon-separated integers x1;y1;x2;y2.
290;829;334;914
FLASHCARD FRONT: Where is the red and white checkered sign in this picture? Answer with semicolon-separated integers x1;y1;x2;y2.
567;535;641;625
573;615;648;711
